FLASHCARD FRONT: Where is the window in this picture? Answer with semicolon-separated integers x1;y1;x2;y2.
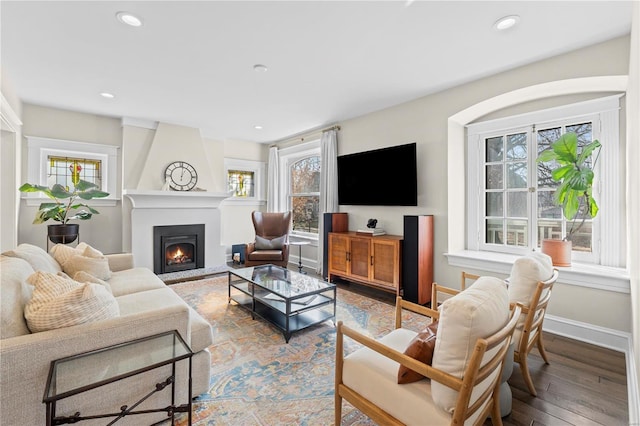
279;140;321;238
224;158;265;203
25;136;118;206
467;95;622;266
47;156;102;189
290;156;320;234
227;170;255;197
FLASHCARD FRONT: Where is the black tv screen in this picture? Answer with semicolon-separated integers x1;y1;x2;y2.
337;143;417;206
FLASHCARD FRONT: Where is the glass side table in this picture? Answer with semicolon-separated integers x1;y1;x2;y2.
43;330;193;426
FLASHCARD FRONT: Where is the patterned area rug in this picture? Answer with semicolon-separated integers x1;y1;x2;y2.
170;275;430;425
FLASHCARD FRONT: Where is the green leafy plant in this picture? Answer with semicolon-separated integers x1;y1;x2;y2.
19;180;110;225
536;132;601;241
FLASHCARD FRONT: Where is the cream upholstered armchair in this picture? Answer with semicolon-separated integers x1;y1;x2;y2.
506;253;558;396
335;277;521;426
244;211;292;268
455;252;558;397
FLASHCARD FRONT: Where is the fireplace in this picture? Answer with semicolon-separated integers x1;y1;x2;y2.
153;224;205;274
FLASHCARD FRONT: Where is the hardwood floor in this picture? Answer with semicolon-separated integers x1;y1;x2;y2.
498;332;628;426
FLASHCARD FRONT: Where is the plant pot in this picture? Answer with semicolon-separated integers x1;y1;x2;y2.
48;224;79;244
541;239;572;267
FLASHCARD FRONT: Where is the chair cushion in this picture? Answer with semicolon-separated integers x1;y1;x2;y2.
73;270;113;294
0;256;35;338
247;250;284;261
2;243;62;274
342;328;451;425
398;320;438;384
508;252;553;306
108;267;166;297
24;271;119;333
255;235;286;250
431;276;509;413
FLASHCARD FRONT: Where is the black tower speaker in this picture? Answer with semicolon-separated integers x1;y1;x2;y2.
322;212;348;279
402;215;434;305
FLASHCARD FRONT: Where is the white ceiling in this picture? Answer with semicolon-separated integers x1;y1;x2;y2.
1;1;632;144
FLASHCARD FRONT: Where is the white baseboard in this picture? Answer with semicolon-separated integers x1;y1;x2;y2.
544;314;638;424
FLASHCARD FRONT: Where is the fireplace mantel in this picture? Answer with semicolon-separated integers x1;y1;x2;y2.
123;189;230;270
123;189;230;209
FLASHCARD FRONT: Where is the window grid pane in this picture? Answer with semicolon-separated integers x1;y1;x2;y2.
48;156;102;189
535;121;594;251
228;170;255;197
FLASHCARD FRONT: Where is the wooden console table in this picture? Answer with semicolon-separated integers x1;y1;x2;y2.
327;232;402;294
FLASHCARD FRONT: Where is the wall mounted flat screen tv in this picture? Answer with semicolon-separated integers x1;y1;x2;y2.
337;142;417;206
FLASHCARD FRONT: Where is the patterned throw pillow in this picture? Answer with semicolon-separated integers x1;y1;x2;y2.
49;242;95;265
24;271;119;333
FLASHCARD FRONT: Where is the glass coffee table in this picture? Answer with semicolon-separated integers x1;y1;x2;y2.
228;264;336;343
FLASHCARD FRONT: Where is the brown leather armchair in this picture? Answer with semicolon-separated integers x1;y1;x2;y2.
244;211;292;268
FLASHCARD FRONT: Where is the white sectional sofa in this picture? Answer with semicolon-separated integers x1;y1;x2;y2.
0;243;213;426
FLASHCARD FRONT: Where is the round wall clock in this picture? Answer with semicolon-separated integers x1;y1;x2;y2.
164;161;198;191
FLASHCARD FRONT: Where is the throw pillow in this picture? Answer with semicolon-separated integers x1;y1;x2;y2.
397;320;438;384
24;271;119;333
73;270;113;294
50;242;96;267
508;252;553;307
2;243;62;274
255;235;286;250
62;246;112;281
431;276;509;413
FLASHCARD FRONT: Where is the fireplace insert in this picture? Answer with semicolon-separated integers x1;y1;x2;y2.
153;224;205;274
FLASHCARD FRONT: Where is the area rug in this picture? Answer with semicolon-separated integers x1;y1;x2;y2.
170;275;430;425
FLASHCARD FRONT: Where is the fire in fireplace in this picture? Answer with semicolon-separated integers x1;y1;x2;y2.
153;224;205;274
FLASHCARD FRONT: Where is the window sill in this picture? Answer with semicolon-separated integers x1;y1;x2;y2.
25;196;119;207
220;198;265;206
445;250;630;294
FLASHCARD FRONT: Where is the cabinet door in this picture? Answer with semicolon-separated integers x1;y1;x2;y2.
349;236;371;281
371;239;400;290
328;233;349;276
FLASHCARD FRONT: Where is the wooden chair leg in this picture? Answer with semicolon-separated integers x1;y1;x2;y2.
335;390;342;425
519;356;538;396
536;334;550;365
490;394;504;426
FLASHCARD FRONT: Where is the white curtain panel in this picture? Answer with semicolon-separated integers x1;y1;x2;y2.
267;146;279;212
317;129;339;274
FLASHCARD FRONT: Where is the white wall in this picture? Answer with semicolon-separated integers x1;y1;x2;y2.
627;1;640;415
219;139;269;250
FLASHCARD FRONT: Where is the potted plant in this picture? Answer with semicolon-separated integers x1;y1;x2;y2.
19;167;109;243
536;131;601;266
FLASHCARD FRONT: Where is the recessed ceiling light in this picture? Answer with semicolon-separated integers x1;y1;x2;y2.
494;15;520;31
253;64;268;72
116;11;143;27
100;92;115;99
254;125;263;130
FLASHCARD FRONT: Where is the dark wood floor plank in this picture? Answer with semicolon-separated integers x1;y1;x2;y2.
511;353;628;401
